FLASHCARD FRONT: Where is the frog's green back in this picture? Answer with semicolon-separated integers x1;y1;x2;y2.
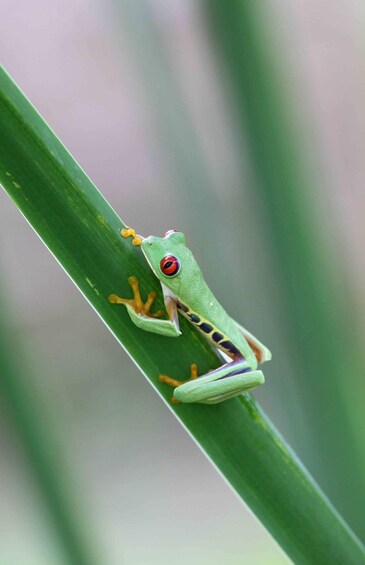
176;273;257;368
141;231;257;368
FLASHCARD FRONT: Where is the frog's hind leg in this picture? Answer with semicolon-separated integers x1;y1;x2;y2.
173;358;264;405
159;363;198;403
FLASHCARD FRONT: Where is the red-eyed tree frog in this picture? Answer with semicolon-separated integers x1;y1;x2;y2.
108;227;271;405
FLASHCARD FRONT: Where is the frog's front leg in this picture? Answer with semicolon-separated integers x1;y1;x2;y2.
108;276;181;337
109;276;164;317
163;358;264;405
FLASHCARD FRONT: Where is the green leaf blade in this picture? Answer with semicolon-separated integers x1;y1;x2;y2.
1;66;364;565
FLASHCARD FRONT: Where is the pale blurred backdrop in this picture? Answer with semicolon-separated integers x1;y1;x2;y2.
0;1;365;564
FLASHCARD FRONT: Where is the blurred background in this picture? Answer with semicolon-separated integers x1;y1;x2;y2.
0;1;365;564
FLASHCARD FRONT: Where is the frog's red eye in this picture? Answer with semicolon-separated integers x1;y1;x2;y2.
160;255;180;277
164;229;177;237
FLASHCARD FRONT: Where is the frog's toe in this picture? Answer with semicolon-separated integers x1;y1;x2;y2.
108;293;129;305
109;276;165;319
159;363;199;404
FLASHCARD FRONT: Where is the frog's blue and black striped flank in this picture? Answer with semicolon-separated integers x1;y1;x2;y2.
177;301;241;359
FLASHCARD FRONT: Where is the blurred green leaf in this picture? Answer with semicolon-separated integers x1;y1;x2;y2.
0;295;100;565
0;66;364;565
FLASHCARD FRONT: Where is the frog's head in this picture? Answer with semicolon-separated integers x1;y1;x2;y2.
141;230;199;296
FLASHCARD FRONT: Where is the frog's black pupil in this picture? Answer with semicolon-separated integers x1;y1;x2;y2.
164;261;172;269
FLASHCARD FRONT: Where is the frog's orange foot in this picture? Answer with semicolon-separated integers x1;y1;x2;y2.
108;276;164;318
159;363;198;404
120;226;143;247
